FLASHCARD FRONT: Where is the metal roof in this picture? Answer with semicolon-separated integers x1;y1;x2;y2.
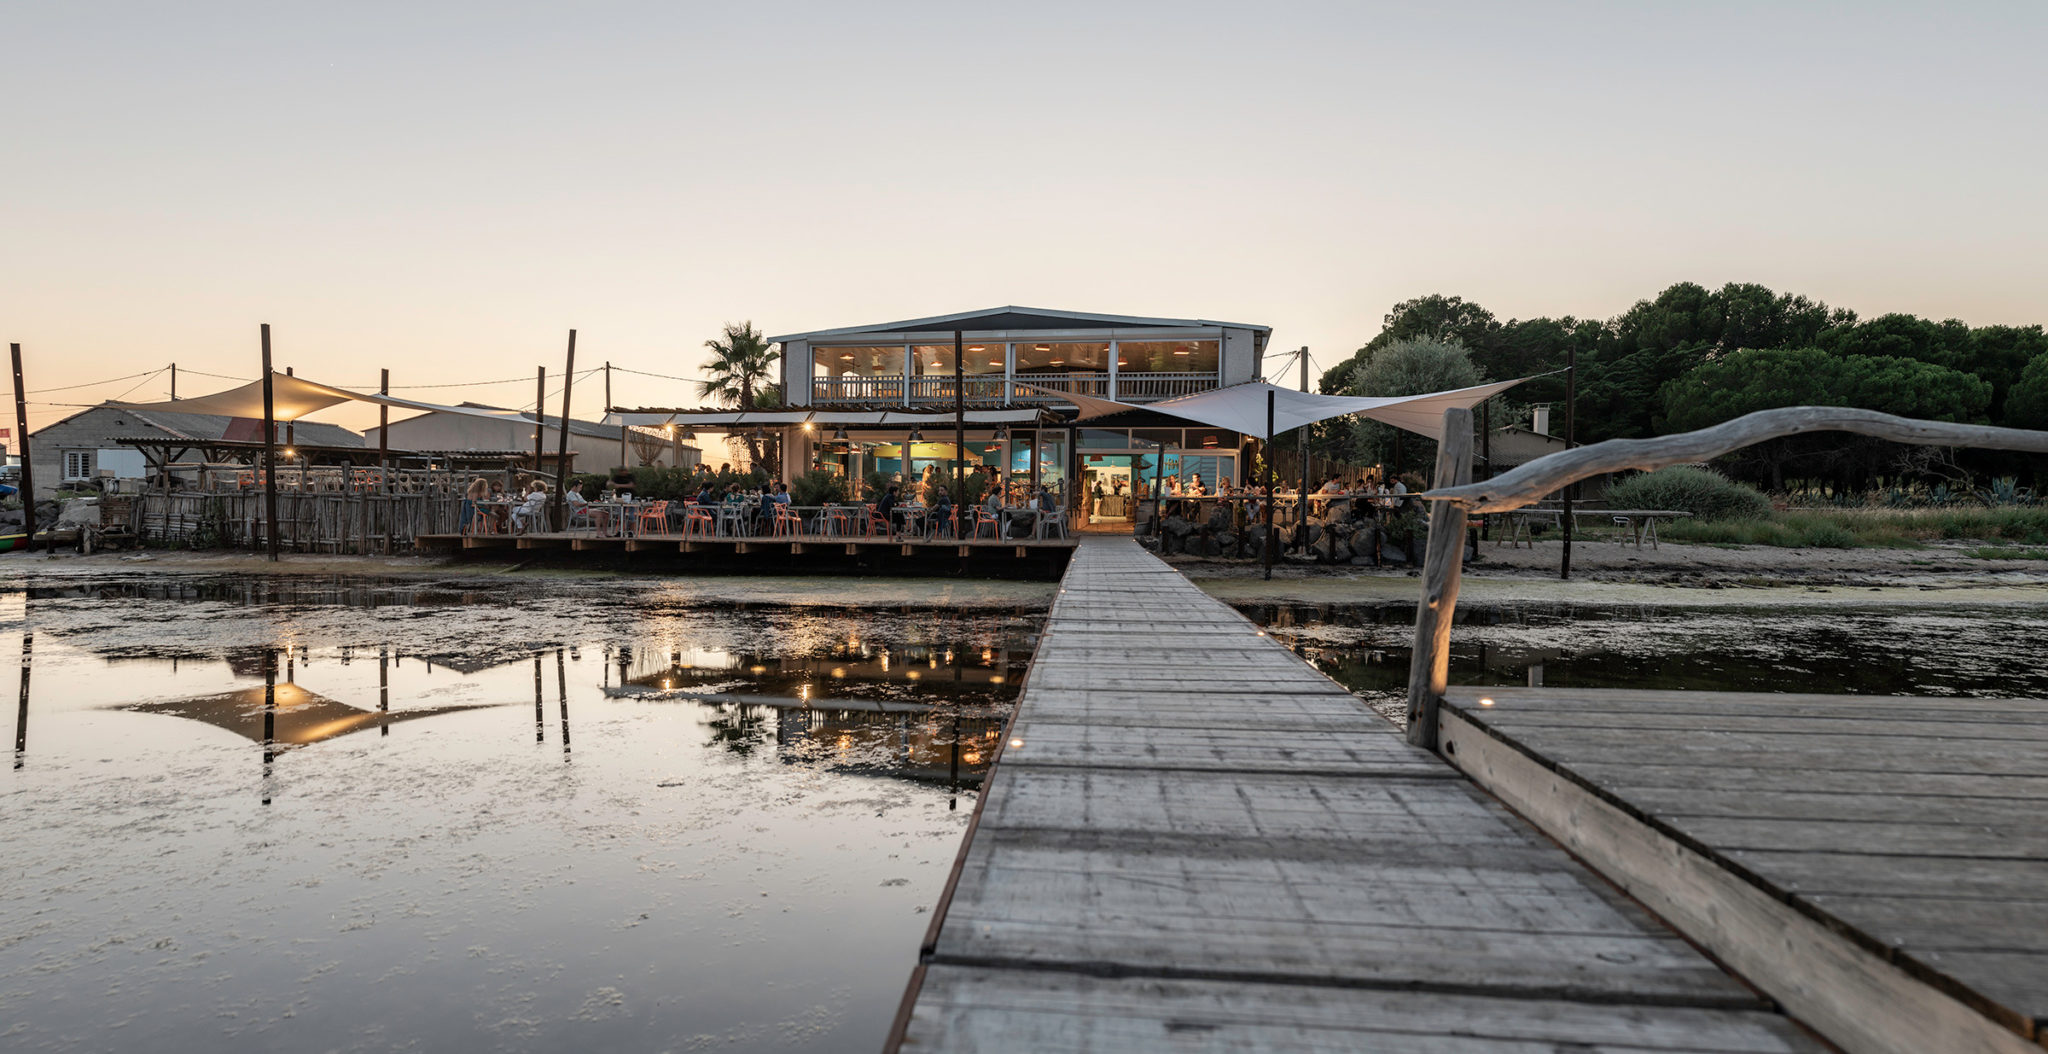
767;306;1271;344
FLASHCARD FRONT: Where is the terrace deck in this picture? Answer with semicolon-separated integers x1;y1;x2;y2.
888;537;1821;1052
1440;686;2048;1053
414;531;1077;571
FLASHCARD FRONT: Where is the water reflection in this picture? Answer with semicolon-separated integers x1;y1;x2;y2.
0;576;1042;1054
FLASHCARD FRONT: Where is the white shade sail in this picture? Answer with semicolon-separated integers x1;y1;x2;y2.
112;373;540;425
1037;378;1535;440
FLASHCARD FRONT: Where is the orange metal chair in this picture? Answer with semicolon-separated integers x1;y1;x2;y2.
865;503;891;538
683;502;715;538
635;500;671;537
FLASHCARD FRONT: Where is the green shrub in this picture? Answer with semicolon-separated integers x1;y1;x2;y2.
1605;466;1770;522
789;469;849;506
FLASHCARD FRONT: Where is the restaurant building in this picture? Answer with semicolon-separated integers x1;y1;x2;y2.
763;307;1273;522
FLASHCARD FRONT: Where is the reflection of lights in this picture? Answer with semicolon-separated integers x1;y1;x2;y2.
981;648;993;663
661;679;673;690
749;665;767;674
905;670;920;680
928;657;938;669
990;675;1005;684
1009;738;1023;748
962;750;981;765
831;667;845;678
1479;697;1496;707
799;684;811;702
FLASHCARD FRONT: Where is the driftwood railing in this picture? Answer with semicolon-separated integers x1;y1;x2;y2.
1404;406;2048;750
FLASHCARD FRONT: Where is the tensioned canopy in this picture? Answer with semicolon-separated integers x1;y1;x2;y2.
112;372;535;425
1021;378;1534;441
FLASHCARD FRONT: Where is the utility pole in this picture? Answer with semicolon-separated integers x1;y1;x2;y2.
10;344;36;550
551;330;576;530
260;325;280;562
1561;345;1577;580
170;363;177;401
1263;389;1275;580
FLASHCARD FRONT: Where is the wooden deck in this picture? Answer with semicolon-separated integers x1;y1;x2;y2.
889;537;1821;1052
1440;687;2048;1054
414;532;1076;576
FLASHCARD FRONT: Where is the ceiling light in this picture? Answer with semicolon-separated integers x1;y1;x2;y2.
832;425;849;441
1174;347;1191;356
839;352;854;360
1034;344;1050;352
988;360;1001;366
967;345;985;352
1050;359;1064;366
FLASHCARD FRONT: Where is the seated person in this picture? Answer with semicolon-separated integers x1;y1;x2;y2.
929;486;953;537
876;484;901;537
511;482;549;532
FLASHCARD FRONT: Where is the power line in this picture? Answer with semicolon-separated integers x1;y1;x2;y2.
21;367;167;395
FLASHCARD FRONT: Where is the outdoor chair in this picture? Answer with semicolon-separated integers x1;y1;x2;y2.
1035;509;1070;540
567;504;597;531
683;503;716;538
865;504;892;538
771;503;801;537
635;500;671;537
825;505;858;537
970;506;1000;540
928;508;958;541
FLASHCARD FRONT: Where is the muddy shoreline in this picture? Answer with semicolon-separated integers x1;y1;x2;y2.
8;539;2048;610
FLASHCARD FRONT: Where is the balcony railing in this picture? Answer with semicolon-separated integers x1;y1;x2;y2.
908;376;1007;403
810;372;1220;405
813;376;905;402
1114;373;1220;402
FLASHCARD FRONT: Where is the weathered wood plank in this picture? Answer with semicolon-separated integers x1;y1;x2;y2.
909;966;1820;1053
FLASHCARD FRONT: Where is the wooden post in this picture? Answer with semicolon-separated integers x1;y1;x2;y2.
11;343;37;550
170;362;177;401
379;368;392;554
1263;388;1275;580
1561;345;1576;580
1404;406;1473;751
1479;399;1491;542
551;329;576;530
532;366;546;494
952;329;965;511
260;325;280;562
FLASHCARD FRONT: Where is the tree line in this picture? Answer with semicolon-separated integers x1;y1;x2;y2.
1317;283;2048;493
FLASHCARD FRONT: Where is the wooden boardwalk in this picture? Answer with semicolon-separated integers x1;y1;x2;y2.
889;537;1820;1051
1441;687;2048;1054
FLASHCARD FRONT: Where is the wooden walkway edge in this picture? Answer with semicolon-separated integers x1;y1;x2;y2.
887;537;1821;1052
1440;686;2048;1054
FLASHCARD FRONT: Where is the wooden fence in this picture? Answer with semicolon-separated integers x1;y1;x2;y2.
132;491;465;554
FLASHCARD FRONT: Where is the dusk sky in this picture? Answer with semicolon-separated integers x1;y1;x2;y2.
5;1;2044;431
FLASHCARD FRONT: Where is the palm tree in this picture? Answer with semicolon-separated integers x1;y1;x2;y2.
698;322;781;468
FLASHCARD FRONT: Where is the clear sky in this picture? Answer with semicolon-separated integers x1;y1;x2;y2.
4;1;2044;431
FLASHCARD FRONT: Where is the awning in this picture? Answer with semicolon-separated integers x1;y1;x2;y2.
633;408;1051;427
1035;378;1536;441
113;373;536;425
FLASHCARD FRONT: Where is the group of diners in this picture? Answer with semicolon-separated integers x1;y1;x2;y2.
456;470;1067;540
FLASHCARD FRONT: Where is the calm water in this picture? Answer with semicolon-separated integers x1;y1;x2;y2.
1245;600;2048;705
0;575;1038;1054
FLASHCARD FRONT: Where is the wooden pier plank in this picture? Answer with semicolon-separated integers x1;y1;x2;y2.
1444;685;2048;1048
895;538;1820;1052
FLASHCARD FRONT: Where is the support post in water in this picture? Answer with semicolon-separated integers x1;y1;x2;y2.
1405;406;1474;751
14;630;30;770
552;330;576;531
1263;388;1276;581
260;325;280;562
11;343;37;550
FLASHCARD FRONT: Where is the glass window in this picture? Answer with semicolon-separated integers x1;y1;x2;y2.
1185;428;1234;451
1078;428;1127;449
1132;428;1182;447
913;343;1004;377
815;345;904;378
1014;342;1109;375
1117;340;1219;373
